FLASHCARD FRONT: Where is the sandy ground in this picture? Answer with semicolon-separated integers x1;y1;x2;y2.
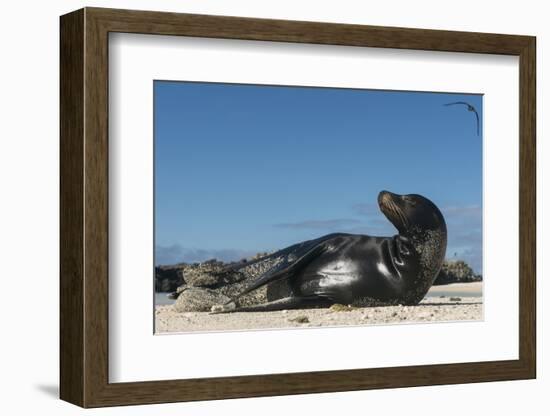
155;282;482;333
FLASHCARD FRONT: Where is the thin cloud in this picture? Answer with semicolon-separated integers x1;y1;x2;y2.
155;244;256;266
349;202;395;234
351;202;380;216
273;218;361;230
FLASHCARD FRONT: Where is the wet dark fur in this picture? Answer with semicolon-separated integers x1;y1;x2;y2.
214;191;447;313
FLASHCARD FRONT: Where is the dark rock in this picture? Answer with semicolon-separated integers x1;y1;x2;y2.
433;260;482;285
155;264;185;292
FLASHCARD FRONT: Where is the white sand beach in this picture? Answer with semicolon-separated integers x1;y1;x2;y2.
155;282;482;333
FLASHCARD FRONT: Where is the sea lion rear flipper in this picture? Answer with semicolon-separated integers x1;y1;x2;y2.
230;242;328;302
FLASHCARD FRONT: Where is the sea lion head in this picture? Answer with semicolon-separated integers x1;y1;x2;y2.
378;190;448;297
378;190;446;238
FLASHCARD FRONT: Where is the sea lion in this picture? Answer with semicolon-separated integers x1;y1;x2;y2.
213;190;447;313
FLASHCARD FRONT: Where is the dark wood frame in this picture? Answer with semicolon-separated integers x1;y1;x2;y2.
60;7;536;408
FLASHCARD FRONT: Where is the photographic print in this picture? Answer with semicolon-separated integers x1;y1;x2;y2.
154;81;483;334
60;9;535;406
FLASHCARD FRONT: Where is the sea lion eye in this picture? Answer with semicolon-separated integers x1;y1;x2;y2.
403;196;417;206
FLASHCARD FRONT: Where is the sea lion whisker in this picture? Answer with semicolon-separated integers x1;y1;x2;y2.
398;203;410;228
388;200;408;229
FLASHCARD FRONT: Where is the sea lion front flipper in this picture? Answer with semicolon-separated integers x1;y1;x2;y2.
229;242;328;303
210;296;331;314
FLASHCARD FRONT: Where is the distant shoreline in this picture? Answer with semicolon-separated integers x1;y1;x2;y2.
426;281;483;298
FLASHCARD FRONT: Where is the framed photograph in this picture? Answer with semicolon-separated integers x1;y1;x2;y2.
60;7;536;408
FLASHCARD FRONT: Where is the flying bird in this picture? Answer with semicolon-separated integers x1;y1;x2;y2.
444;101;480;136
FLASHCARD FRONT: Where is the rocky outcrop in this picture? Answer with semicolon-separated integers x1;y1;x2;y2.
155;254;273;291
433;260;482;285
155;255;283;311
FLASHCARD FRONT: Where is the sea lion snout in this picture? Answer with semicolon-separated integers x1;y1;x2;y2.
378;190;406;232
378;190;399;207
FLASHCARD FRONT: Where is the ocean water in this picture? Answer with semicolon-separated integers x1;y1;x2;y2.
155;292;175;306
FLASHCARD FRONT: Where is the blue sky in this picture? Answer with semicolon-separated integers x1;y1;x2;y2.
154;81;483;273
